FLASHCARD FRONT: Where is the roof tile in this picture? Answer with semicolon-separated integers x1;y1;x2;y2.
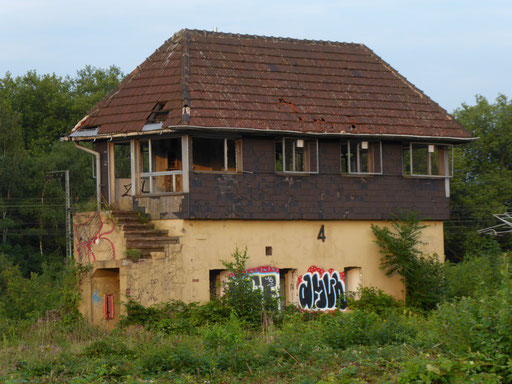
72;29;470;139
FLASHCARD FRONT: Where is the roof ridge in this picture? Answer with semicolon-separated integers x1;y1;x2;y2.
179;28;361;47
180;29;191;125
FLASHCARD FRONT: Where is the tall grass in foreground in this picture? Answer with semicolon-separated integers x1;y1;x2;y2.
1;252;510;383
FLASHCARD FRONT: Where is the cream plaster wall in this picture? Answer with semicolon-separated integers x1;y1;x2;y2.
75;213;445;326
156;219;445;304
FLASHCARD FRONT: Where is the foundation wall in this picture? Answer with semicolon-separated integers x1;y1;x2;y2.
75;213;444;326
156;219;445;303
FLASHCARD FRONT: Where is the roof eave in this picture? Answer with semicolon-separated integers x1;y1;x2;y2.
65;124;477;143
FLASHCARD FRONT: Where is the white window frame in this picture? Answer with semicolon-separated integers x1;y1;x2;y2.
403;142;454;178
275;138;319;174
137;137;184;195
341;140;383;175
192;137;242;173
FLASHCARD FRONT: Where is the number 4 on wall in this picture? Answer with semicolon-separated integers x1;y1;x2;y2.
317;225;326;242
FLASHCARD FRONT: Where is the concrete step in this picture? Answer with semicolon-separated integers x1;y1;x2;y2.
120;223;155;231
126;236;179;244
123;229;169;237
126;241;173;249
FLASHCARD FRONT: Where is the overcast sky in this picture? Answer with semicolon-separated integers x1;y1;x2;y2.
1;0;510;112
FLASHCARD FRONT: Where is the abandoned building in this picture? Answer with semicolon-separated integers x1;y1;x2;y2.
67;29;473;328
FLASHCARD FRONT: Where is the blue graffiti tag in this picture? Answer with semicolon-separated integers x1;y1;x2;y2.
92;289;104;306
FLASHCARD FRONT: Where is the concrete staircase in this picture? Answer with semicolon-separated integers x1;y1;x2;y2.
111;210;179;258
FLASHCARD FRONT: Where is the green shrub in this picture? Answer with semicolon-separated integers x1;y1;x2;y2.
372;212;445;310
140;339;211;375
444;250;503;300
120;298;230;334
347;286;403;315
0;255;84;326
221;248;279;326
398;353;501;383
83;336;133;358
124;248;143;262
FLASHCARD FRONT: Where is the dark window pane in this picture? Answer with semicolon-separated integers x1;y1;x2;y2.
114;143;131;178
359;145;369;173
227;139;236;171
140;141;149;173
193;137;225;171
412;144;428;175
341;143;349;173
295;145;304;172
152;138;182;172
275;141;283;172
403;146;411;174
284;139;294;171
307;140;317;172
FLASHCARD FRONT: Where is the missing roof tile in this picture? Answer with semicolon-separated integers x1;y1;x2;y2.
147;102;170;123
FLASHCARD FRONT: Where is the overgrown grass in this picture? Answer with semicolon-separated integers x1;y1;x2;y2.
1;251;511;382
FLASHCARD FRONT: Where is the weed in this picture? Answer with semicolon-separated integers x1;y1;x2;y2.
124;248;143;262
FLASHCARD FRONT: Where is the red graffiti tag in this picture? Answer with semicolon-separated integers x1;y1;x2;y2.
74;212;116;263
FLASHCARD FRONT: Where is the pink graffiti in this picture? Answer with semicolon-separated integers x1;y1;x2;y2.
74;212;116;263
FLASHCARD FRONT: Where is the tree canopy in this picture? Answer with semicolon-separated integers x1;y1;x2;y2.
446;94;512;259
0;66;123;274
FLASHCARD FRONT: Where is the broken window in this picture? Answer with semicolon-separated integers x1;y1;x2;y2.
138;137;183;194
192;137;241;172
403;143;453;177
275;138;318;173
340;140;382;174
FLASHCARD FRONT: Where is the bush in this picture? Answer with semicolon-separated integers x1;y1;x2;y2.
443;250;503;300
0;254;84;326
372;212;445;310
221;248;279;326
347;286;403;315
120;298;230;334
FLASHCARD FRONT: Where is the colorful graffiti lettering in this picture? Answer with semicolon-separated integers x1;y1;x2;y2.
298;266;346;311
92;289;104;306
74;212;116;263
230;266;280;297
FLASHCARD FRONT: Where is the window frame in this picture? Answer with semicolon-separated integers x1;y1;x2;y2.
191;136;243;174
275;137;319;174
138;137;184;195
403;142;454;178
340;140;383;175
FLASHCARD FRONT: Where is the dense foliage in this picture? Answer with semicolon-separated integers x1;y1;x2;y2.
447;94;512;259
0;67;123;275
1;251;511;383
372;213;445;310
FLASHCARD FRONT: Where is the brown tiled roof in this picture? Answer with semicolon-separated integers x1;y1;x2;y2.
70;29;471;140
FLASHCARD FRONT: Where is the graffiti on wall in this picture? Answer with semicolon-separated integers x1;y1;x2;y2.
74;212;116;263
298;266;346;311
92;289;104;306
230;266;280;297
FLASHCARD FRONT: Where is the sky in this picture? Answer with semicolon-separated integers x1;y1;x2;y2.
1;0;510;112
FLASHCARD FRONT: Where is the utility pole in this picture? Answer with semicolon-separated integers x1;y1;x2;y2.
48;170;72;260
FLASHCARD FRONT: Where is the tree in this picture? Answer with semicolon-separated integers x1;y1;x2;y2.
0;99;25;244
447;94;512;259
0;66;123;275
372;213;445;310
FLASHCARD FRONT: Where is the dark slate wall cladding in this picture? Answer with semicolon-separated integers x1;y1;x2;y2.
187;137;449;220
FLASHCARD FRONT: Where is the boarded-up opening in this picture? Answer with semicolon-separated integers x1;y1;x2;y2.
344;267;362;299
279;269;297;308
209;269;225;300
91;268;120;329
